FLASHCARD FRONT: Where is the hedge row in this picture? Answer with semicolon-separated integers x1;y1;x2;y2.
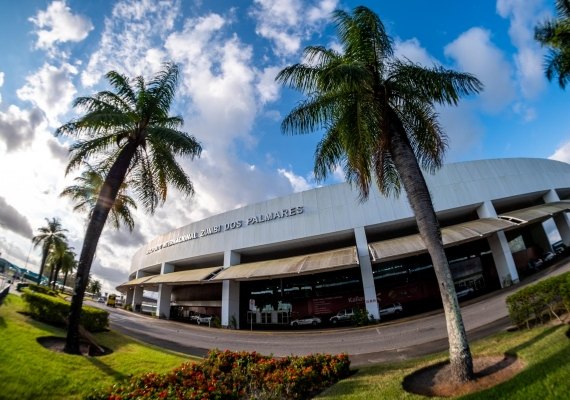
87;349;351;400
22;290;109;332
506;272;570;329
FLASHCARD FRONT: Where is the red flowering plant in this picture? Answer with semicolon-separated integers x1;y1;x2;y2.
86;349;350;400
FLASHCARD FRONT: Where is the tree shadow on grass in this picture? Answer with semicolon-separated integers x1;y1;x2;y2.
0;316;6;329
505;325;560;355
86;356;129;382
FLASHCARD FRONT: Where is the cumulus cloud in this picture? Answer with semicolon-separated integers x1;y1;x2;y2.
549;141;570;164
445;27;516;113
0;105;45;151
81;0;179;87
16;62;78;127
278;168;316;192
0;197;34;238
29;0;93;51
395;38;438;66
250;0;338;56
496;0;548;99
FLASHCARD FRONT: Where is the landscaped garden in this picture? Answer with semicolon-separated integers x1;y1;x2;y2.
1;271;569;399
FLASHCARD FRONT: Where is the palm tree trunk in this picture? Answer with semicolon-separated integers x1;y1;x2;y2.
53;264;62;290
389;115;473;382
37;250;48;285
62;271;69;293
64;142;138;354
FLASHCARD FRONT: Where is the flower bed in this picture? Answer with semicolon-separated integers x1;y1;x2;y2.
87;349;351;399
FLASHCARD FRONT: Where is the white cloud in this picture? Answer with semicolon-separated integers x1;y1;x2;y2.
445;27;516;113
395;38;438;66
496;0;548;99
16;62;78;127
251;0;338;56
278;168;315;192
256;66;282;104
81;0;180;87
0;105;46;151
549;141;570;164
29;0;93;51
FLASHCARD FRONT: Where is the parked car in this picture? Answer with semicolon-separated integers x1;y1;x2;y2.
528;258;544;270
379;302;403;317
97;297;105;303
330;308;355;324
456;287;475;299
542;252;555;262
290;316;321;327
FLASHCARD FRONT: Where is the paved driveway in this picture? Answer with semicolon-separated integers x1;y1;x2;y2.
99;260;569;366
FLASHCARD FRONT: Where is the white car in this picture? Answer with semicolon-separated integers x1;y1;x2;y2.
195;315;213;325
379;302;403;316
330;308;355;324
542;252;555;262
290;316;321;327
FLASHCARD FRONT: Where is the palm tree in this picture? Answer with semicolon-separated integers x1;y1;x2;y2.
88;279;102;298
61;163;137;231
59;249;77;293
31;218;68;285
535;0;570;88
276;6;482;383
56;62;202;354
46;241;74;290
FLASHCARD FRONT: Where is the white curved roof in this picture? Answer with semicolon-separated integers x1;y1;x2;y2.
130;158;570;275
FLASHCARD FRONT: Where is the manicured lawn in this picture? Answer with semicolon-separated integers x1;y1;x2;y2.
0;294;195;400
2;292;569;399
316;323;570;399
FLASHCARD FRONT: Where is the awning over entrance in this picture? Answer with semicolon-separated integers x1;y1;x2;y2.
368;218;517;263
145;267;222;285
116;275;155;291
211;247;359;281
498;201;570;224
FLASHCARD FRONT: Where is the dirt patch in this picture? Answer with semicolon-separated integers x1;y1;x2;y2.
403;355;524;397
37;336;112;357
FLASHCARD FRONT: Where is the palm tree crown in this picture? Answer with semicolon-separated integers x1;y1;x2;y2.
56;62;202;354
535;0;570;88
277;6;482;383
61;163;137;231
31;217;68;285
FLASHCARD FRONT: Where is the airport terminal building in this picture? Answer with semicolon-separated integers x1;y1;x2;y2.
118;158;570;328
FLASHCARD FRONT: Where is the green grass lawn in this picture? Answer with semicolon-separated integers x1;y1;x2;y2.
0;294;195;400
2;292;569;399
316;322;570;399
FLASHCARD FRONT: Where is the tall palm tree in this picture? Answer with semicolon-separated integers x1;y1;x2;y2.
276;6;482;382
88;279;102;298
31;218;68;285
61;163;137;231
56;62;202;354
535;0;570;88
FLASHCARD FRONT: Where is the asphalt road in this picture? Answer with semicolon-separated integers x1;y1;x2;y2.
95;259;570;367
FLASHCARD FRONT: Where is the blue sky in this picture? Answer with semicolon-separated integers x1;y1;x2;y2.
0;0;568;292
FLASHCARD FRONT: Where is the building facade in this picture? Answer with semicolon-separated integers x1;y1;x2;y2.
119;158;570;328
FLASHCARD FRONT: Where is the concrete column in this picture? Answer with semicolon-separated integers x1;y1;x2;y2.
132;286;143;310
354;227;380;320
125;287;134;306
222;250;241;328
543;189;570;246
156;263;174;318
477;201;519;286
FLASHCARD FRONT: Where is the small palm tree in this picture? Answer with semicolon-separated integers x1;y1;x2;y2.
535;0;570;88
46;241;74;290
59;249;77;293
277;6;482;382
61;163;137;231
56;62;202;354
31;218;68;285
88;279;102;298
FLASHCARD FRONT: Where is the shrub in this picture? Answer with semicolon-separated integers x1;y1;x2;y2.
21;290;108;332
352;308;373;326
86;349;351;400
26;284;57;296
506;272;570;329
